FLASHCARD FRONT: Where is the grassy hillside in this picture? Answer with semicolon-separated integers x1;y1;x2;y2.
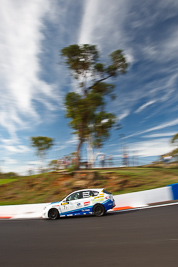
0;167;177;205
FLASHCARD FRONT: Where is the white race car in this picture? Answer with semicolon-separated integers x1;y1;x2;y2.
42;188;115;219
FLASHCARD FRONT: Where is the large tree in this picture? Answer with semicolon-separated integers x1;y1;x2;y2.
30;136;54;169
61;44;128;168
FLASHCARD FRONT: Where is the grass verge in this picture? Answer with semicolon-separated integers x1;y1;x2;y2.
0;166;177;205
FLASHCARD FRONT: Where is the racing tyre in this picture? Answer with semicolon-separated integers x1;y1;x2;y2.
48;208;59;220
93;204;105;217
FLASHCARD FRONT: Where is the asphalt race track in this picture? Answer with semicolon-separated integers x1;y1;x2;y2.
0;205;178;267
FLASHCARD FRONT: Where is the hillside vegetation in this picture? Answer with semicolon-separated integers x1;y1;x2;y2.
0;167;178;205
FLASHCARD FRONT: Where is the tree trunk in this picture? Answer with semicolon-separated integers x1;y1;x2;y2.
87;136;95;168
75;138;83;169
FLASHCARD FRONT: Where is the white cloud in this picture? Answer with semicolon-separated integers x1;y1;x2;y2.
128;138;172;157
78;0;99;44
143;132;177;138
135;100;156;113
142;119;178;134
0;0;59;136
118;110;130;121
78;0;134;64
78;0;127;44
77;0;178;123
1;144;30;154
127;118;178;139
2;157;18;165
27;160;41;166
55;145;67;151
0;157;28;175
113;154;122;158
2;164;29;175
1;137;19;145
143;27;178;63
54;136;79;152
66;135;79;145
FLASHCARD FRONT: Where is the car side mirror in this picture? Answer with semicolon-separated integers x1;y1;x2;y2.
63;199;69;203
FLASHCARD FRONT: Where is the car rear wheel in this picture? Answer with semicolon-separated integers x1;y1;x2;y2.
93;204;105;217
48;208;59;220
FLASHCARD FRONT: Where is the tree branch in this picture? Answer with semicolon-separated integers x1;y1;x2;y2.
88;74;113;91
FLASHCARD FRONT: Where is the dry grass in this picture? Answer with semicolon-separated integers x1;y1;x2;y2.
0;167;177;205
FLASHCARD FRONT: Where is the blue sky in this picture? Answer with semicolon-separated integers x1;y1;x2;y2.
0;0;178;174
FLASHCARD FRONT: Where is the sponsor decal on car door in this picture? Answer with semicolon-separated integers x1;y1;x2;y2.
60;202;70;213
81;190;93;211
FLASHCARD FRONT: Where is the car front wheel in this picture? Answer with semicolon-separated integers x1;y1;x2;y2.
93;204;105;217
48;208;59;220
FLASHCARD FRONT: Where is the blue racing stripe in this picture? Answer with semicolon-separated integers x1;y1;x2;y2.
60;199;114;216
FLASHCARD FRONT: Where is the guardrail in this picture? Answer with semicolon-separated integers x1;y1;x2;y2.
0;184;178;219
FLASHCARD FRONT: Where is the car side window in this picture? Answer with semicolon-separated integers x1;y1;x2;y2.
92;190;99;196
89;191;94;197
66;192;82;201
82;190;94;198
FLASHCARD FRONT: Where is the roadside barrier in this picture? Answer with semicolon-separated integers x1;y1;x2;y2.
168;183;178;201
0;203;49;219
113;186;173;209
0;184;177;219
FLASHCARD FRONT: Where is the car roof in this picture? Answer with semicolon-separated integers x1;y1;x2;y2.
70;188;104;194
